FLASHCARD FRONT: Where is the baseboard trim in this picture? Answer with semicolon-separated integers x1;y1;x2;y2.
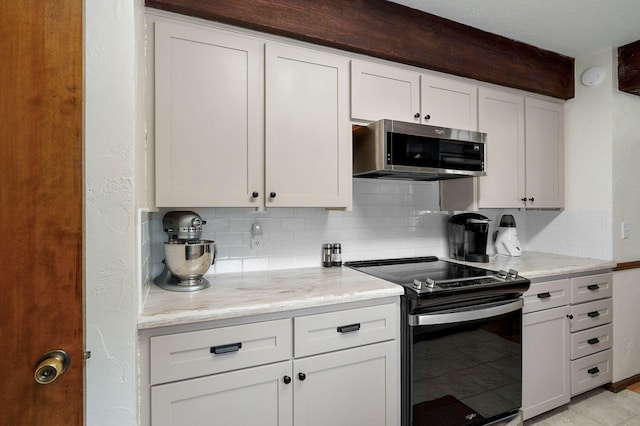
606;375;640;393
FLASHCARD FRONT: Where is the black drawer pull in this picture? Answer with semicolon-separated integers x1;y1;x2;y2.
588;338;600;345
210;342;242;355
587;284;600;291
588;367;600;375
537;292;551;299
337;323;361;333
587;311;600;318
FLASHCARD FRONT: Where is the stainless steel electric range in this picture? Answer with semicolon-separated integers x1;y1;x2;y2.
345;256;530;426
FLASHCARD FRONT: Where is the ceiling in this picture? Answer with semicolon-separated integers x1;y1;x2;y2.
390;0;640;58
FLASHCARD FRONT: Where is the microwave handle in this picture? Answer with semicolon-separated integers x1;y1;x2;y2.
408;298;523;326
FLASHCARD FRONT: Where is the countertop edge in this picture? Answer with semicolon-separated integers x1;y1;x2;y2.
138;282;403;330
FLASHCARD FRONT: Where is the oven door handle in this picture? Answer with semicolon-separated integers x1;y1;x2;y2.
408;298;523;326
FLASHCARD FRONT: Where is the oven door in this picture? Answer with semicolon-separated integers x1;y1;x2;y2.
403;298;523;426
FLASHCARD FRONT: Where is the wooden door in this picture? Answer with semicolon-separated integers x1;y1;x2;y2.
0;1;84;424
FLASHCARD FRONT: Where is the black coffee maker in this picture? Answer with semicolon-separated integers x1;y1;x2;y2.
447;213;490;263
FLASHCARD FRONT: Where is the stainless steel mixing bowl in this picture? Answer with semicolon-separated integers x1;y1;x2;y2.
164;240;216;284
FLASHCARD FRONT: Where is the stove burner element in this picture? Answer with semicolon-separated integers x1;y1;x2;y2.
345;256;530;300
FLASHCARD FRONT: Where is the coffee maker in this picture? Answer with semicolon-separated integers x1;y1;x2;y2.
448;213;490;263
153;211;216;292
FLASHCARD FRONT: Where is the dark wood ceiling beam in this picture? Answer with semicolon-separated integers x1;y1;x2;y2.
146;0;575;99
619;40;640;96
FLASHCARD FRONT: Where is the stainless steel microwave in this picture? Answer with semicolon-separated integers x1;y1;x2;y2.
353;119;487;181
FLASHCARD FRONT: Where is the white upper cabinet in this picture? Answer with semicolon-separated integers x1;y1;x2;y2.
420;75;478;131
477;87;564;209
265;43;351;208
477;87;526;209
524;97;564;209
154;21;264;207
350;60;420;122
154;21;351;209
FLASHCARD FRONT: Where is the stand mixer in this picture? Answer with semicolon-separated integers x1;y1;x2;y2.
153;211;216;292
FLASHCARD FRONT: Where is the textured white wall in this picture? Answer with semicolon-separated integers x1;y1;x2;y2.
85;1;142;425
557;47;640;383
611;46;640;382
613;76;640;262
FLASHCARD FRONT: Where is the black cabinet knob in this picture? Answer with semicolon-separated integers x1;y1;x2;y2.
283;375;291;384
252;191;259;198
270;192;277;198
298;372;306;381
424;114;431;120
521;197;527;202
567;314;574;320
414;112;420;118
528;197;535;202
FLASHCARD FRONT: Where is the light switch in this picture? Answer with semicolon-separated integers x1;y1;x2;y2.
622;221;630;240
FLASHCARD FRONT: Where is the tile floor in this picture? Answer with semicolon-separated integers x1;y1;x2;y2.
524;387;640;425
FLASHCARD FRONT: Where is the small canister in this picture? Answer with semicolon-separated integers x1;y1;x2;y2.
332;243;342;267
322;244;333;267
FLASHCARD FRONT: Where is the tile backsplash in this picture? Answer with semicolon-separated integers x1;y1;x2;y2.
148;180;448;277
144;179;613;284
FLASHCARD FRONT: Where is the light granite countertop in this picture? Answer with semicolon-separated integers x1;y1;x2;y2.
446;251;616;280
139;251;616;329
138;266;403;329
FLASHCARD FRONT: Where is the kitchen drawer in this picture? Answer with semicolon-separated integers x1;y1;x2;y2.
571;273;612;304
523;279;570;314
571;324;613;360
150;319;292;385
571;349;612;396
570;298;612;332
294;303;398;358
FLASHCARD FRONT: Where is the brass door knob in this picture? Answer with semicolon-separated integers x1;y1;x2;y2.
34;350;70;385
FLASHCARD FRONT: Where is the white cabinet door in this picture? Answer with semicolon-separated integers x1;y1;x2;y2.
265;43;351;208
477;87;526;209
522;305;571;420
350;60;420;122
420;75;478;131
154;21;264;207
151;361;293;426
524;97;564;209
293;341;398;426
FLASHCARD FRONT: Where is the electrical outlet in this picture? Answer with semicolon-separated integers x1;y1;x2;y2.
251;222;265;249
251;235;265;249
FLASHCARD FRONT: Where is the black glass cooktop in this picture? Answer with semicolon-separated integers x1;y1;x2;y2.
345;256;529;298
345;256;491;283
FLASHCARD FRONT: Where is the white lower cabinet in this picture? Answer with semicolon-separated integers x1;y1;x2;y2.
152;361;293;426
568;273;613;396
294;342;396;426
145;302;399;426
522;272;614;421
522;304;571;420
